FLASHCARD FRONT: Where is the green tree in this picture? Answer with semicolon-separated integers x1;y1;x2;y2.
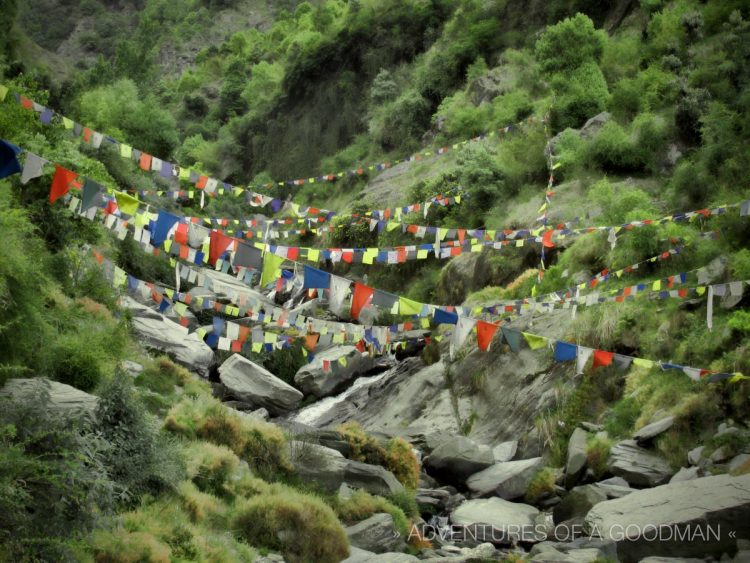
535;12;606;73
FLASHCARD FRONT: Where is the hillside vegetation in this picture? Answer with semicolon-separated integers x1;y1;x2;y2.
1;0;750;561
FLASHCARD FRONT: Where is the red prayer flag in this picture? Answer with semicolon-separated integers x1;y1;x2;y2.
208;230;234;266
20;96;33;110
476;320;499;351
322;360;331;373
304;333;319;352
592;350;614;370
83;128;93;143
49;165;77;203
174;223;188;245
542;229;555;248
231;340;242;352
351;282;374;320
139;153;152;171
196;175;208;189
287;247;299;261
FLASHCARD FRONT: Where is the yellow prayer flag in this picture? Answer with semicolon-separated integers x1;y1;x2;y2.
62;117;74;130
0;84;8;101
417;249;428;259
114;191;140;216
173;302;188;316
632;358;655;369
252;342;262;353
119;144;132;159
308;248;320;262
399;296;422;316
260;252;285;286
652;280;661;291
264;332;277;344
522;332;547;350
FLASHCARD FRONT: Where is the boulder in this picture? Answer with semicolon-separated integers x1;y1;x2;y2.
669;466;700;483
120;296;213;376
553;485;607;524
466;457;544;499
710;446;732;463
729;454;750;473
294;346;374;398
468;66;514;105
585;473;750;561
344;460;405;497
120;360;144;377
218;354;302;416
493;441;518;462
425;436;495;486
607;440;673;487
579;112;611;140
342;548;418;563
1;378;98;415
345;513;404;553
687;446;704;466
416;488;451;512
565;428;590;487
450;497;541;544
287;441;348;493
633;416;674;444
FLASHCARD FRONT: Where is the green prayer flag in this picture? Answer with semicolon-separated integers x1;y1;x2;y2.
260;252;285;286
522;332;547;350
399;296;422;316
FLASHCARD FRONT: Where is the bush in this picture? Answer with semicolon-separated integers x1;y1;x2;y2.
49;340;103;392
165;395;290;479
233;488;349;563
135;356;192;396
550;62;610;131
535;13;606;73
96;377;185;505
375;89;432;152
588;121;641;172
0;387;115;560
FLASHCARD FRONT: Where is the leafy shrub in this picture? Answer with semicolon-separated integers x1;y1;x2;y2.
550;62;610;131
0;388;115;560
333;489;409;537
49;340;103;392
96;377;185;505
165;395;290;479
588;121;641;172
233;488;349;563
135;356;192;396
375;88;432;152
177;480;226;525
535;13;606;73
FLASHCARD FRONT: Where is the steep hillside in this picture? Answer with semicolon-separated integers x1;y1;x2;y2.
1;0;750;561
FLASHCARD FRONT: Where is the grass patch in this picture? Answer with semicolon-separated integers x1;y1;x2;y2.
585;435;612;480
337;422;420;489
332;489;410;537
525;467;557;503
165;395;290;479
233;488;349;563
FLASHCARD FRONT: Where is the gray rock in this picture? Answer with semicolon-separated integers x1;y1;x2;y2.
344;460;405;497
670;466;701;483
493;440;518;462
450;497;541;544
563;548;606;562
585;473;750;561
735;550;750;563
120;360;144;377
1;378;98;415
579;112;611;140
287;441;348;493
553;485;607;524
338;482;355;501
565;428;590;487
633;416;674;444
466;457;544;499
637;559;707;563
294;346;374;398
687;446;705;466
345;513;404;554
468;66;514;105
607;440;673;487
729;454;750;473
711;446;733;463
425;436;495;485
580;422;604;433
342;548;418;563
121;296;213;375
416;488;451;512
218;354;303;416
420;542;499;562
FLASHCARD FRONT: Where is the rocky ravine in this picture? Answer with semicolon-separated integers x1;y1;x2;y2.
7;271;749;562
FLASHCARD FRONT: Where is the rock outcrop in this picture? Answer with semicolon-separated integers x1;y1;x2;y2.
120;296;213;375
585;474;750;561
425;436;495;486
345;513;404;553
1;378;98;415
294;346;375;398
450;497;541;544
466;457;544;499
607;440;673;487
218;354;303;416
